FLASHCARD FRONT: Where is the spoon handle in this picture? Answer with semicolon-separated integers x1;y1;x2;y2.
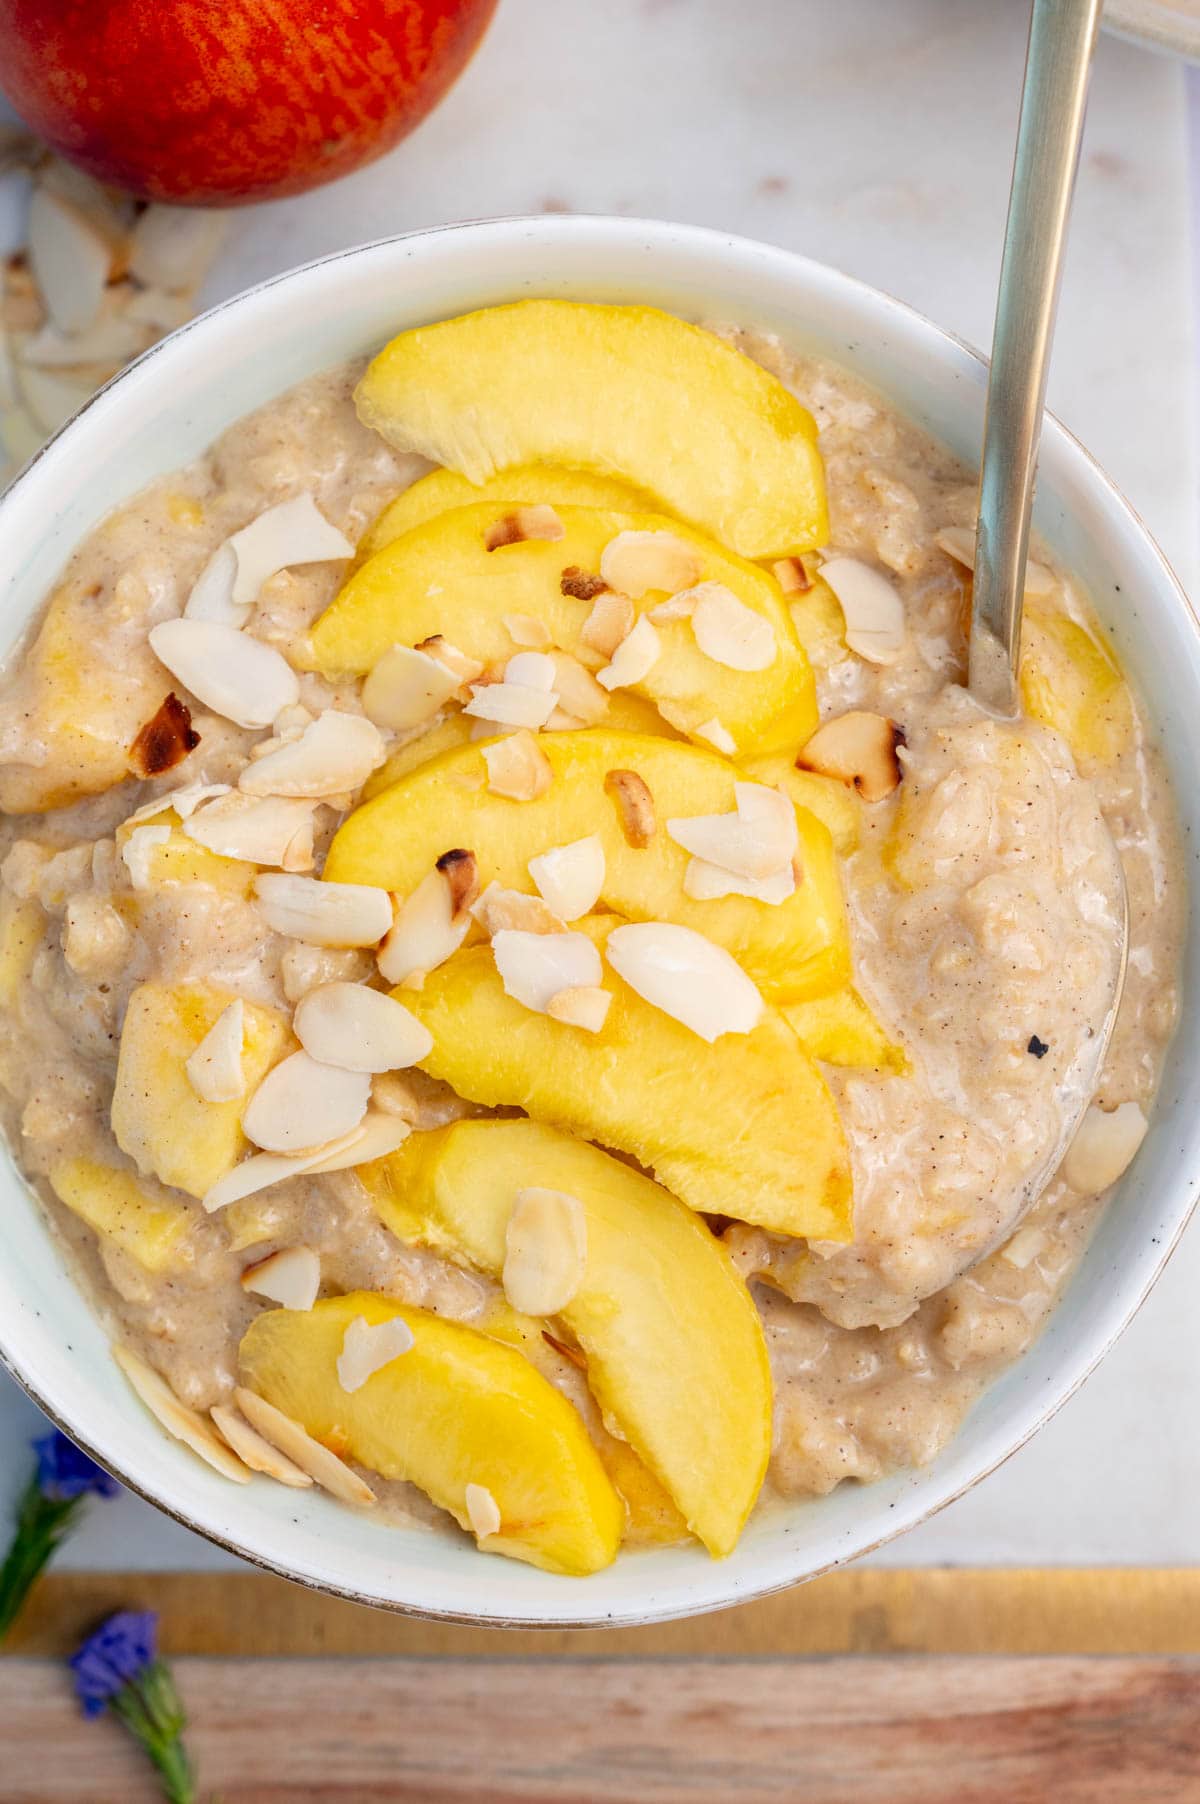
969;0;1103;714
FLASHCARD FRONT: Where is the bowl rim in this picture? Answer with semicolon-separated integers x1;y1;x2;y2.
0;212;1196;1628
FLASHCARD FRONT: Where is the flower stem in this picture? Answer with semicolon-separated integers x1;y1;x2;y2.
0;1473;84;1640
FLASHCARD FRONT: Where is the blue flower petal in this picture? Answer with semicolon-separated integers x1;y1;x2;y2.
69;1611;158;1716
33;1430;120;1501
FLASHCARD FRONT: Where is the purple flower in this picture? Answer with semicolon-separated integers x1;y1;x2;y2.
33;1431;119;1502
70;1610;158;1717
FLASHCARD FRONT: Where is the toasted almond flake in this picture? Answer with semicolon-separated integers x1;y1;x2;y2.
544;652;609;726
243;1049;371;1154
772;556;813;594
690;582;777;671
503;612;552;648
604;768;656;847
481;728;553;801
304;1110;412;1170
528;835;605;921
186;999;245;1103
129;204;227;291
667;782;796;880
234;1387;377;1506
414;635;486;685
128;692;200;778
596;615;660;691
436;847;481;921
185;793;317;868
238;710;385;799
503;1186;588;1316
336;1314;416;1392
695;717;737;756
934;523;1055;597
112;1344;251;1483
561;565;609;603
202;1129;364;1212
294;982;432;1073
484;504;565;550
819;558;907;665
184;541;245;627
464;1481;502;1540
361;644;460;732
683;857;796;904
241;1244;321;1310
648;592;696;622
1001;1225;1047;1270
545;985;612;1031
210;1404;313;1487
228;495;353;608
605;921;763;1042
165;781;232;820
148;618;300;729
600;530;701;599
121;823;171;891
464;678;558;729
472;882;566;937
257;873;392;948
579;589;635;659
797;711;906;804
378;866;470;983
504;650;557;691
28;187;112;336
493;928;603;1014
1062;1100;1148;1194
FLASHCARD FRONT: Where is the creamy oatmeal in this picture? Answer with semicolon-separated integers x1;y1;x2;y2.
0;300;1180;1568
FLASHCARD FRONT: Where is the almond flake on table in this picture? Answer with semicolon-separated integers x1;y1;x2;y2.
185;998;245;1103
256;873;393;948
27;185;113;336
596;615;660;691
689;582;777;671
112;1344;251;1483
227;494;354;607
464;678;559;729
294;981;433;1073
184;541;243;627
361;644;461;731
22;308;148;370
240;1245;321;1311
336;1314;416;1393
242;1049;371;1154
604;921;763;1042
493;928;603;1014
129;204;228;292
464;1482;502;1540
545;985;612;1032
121;823;171;891
818;558;907;665
148;618;300;728
528;835;605;921
503;1185;588;1317
481;729;552;800
378;865;471;983
238;709;385;798
934;523;1055;597
234;1387;377;1506
600;530;701;598
667;781;796;881
797;710;905;803
184;793;317;869
210;1405;314;1488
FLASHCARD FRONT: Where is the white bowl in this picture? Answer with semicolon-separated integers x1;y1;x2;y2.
1;217;1197;1627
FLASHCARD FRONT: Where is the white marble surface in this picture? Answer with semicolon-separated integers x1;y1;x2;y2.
0;0;1197;1571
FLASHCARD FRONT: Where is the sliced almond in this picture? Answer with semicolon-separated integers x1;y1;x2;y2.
121;823;170;891
600;530;701;599
22;309;148;371
241;1245;321;1310
186;999;245;1103
797;711;905;804
28;187;112;336
596;615;660;691
546;652;609;726
234;1387;377;1506
604;769;656;847
695;718;737;756
484;504;564;549
165;781;232;820
579;589;635;657
464;1482;502;1540
361;644;460;732
604;921;763;1042
1062;1100;1148;1194
16;362;97;434
377;866;470;983
129;204;227;292
294;982;432;1073
819;558;907;665
1000;1225;1047;1271
243;1049;371;1155
648;592;696;622
202;1129;367;1213
464;678;558;729
545;985;611;1032
667;782;796;880
481;728;553;801
238;710;384;799
336;1314;416;1392
148;618;300;729
528;835;605;921
504;650;557;691
436;847;481;921
472;882;566;937
125;287;194;332
112;1344;251;1483
256;873;392;948
210;1404;313;1488
493;928;603;1013
414;635;485;685
185;794;317;869
304;1110;412;1171
772;556;812;595
503;1186;588;1317
683;858;796;905
128;692;200;778
503;612;552;648
934;523;1055;598
689;583;777;672
228;495;353;607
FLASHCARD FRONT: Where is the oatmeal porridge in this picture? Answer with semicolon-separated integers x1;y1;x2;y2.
0;301;1180;1571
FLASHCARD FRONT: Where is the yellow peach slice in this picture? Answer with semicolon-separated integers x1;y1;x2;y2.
360;462;654;558
784;986;908;1073
114;808;257;899
239;1291;623;1576
1019;603;1133;766
49;1156;194;1272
